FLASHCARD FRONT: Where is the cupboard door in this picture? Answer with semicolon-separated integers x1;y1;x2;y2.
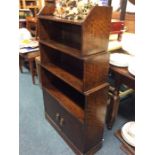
43;90;85;152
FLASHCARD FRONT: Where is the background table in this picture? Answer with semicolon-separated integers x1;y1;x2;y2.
107;65;135;129
19;51;40;84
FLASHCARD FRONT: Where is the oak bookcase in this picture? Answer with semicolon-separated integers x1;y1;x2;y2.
38;4;112;155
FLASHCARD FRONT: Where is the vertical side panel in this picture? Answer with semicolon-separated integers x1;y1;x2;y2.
83;52;109;91
84;84;109;152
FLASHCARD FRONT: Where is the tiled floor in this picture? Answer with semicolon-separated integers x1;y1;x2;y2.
19;68;134;155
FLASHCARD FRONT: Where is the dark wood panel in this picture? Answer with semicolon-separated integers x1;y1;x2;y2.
82;6;112;55
84;52;109;91
43;90;85;151
84;84;109;152
43;86;84;123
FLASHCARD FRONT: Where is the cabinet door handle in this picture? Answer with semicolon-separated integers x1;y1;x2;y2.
60;118;64;126
55;113;60;121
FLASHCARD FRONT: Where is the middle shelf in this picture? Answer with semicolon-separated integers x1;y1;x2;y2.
40;42;109;93
41;63;83;92
41;66;85;123
39;39;81;59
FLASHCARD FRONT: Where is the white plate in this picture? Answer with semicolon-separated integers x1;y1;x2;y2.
110;60;128;67
121;121;135;147
110;53;132;67
128;58;135;76
128;66;135;76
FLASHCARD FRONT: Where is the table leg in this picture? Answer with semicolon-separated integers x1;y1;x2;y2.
29;60;35;84
107;89;120;129
19;55;23;73
107;74;121;129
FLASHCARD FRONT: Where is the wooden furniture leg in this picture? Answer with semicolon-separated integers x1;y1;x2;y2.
107;87;120;129
19;55;23;73
29;60;35;84
35;56;41;87
107;72;121;129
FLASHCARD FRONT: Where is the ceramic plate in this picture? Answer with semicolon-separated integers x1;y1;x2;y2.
110;53;132;67
128;58;135;76
121;121;135;147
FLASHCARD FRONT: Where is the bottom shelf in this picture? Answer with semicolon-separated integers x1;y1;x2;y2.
43;86;84;123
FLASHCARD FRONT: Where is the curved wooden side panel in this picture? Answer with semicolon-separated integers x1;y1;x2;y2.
82;6;112;55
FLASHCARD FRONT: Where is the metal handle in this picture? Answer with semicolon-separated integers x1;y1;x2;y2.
60;118;64;126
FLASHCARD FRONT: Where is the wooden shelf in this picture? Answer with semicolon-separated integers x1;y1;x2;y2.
42;63;83;93
38;15;84;26
43;87;84;123
39;39;81;59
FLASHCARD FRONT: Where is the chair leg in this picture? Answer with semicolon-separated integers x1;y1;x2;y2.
29;60;35;84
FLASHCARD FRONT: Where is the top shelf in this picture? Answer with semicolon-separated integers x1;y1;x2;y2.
38;15;84;26
38;5;112;56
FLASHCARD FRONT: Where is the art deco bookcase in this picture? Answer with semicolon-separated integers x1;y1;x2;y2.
38;3;112;155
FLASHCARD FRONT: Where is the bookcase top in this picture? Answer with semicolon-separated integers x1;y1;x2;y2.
38;5;112;26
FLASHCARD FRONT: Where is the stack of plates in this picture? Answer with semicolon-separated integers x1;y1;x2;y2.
121;121;135;147
110;53;132;67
